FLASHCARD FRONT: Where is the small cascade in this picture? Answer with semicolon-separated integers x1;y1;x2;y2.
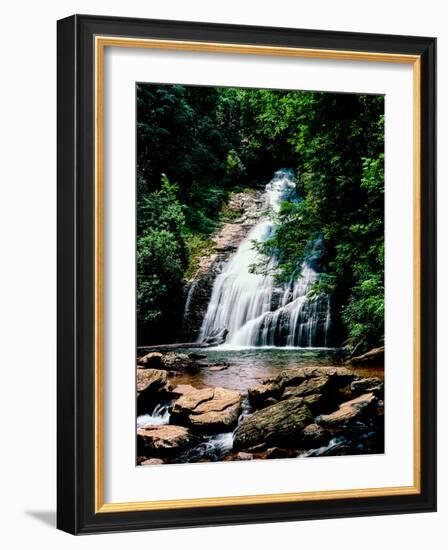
179;396;252;463
198;169;332;348
137;403;171;428
179;432;234;463
183;280;197;320
231;264;331;347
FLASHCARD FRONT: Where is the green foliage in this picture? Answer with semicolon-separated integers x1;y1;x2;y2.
137;84;384;349
341;273;384;345
226;149;246;181
137;229;186;322
255;92;385;349
136;175;188;341
184;233;215;281
137;84;235;233
184;183;226;234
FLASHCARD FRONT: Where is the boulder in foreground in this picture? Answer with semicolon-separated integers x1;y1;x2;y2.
137;351;163;369
281;375;331;399
319;392;377;427
137;368;170;394
170;386;242;432
233;398;313;451
137;424;196;456
137;368;172;413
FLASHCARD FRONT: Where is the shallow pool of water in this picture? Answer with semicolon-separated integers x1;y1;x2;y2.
170;347;383;392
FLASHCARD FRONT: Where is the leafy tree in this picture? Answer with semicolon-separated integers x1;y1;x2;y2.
255;93;384;349
136;176;188;343
136;84;384;350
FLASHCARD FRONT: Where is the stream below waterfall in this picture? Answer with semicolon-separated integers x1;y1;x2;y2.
137;348;384;464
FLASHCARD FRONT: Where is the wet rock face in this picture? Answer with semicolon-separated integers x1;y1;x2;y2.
233;398;314;451
137;425;197;456
181;191;265;342
170;386;242;433
180;261;222;341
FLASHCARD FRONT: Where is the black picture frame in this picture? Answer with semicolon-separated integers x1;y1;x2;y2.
57;14;436;535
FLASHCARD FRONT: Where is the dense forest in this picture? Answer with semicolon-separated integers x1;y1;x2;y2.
137;84;384;351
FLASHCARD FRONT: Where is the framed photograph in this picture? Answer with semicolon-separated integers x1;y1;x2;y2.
57;14;436;534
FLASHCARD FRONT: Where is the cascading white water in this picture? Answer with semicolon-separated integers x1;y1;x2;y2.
137;403;171;428
198;169;331;348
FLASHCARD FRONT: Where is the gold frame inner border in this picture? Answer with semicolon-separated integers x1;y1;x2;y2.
94;35;421;513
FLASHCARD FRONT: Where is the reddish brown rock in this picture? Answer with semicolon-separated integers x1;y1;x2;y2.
137;425;196;456
319;393;377;427
180;191;265;341
137;368;170;395
140;458;165;466
170;387;242;432
170;384;197;398
236;452;254;461
137;368;172;413
137;351;163;369
172;387;214;411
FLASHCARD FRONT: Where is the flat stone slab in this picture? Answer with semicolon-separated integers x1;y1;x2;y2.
319;393;377;427
170;386;242;432
137;368;170;395
137;424;196;456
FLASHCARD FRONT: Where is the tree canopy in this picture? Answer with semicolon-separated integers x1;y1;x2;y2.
137;84;384;349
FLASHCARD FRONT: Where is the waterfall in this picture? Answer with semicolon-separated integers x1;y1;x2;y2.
198;169;332;348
